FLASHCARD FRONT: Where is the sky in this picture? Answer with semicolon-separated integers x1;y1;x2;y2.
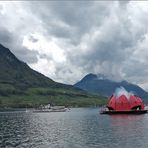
1;1;148;90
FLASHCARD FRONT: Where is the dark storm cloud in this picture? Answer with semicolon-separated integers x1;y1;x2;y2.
0;27;38;64
28;1;111;44
0;4;2;10
0;1;40;64
0;28;14;45
35;1;148;86
14;47;39;63
62;1;133;76
1;1;148;89
0;28;38;64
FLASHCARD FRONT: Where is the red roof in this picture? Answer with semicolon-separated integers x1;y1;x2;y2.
107;94;144;111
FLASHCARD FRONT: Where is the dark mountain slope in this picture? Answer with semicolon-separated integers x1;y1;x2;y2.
0;44;56;88
0;44;106;107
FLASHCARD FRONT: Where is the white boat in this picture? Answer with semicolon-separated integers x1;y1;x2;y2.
33;104;68;113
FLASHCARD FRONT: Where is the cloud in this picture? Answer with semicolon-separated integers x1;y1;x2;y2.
1;1;148;90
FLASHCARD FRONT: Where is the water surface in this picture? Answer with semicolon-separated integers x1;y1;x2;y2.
0;108;148;148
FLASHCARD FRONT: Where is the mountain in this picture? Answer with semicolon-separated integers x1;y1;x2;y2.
0;44;56;87
0;44;106;107
74;73;148;99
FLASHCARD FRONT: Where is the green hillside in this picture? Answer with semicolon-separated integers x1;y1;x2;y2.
0;44;107;107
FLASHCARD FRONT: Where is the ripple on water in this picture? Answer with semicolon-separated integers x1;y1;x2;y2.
0;109;148;148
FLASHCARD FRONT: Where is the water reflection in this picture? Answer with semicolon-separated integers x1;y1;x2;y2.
108;114;147;148
110;114;145;126
0;112;32;147
0;109;148;148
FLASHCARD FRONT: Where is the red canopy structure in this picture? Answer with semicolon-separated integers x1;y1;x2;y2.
107;94;144;111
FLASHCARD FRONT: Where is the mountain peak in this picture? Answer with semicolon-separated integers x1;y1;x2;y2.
82;73;109;81
82;73;98;81
121;80;129;84
74;73;148;99
97;73;107;80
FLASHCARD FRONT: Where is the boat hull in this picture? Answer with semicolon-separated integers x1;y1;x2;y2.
33;108;67;113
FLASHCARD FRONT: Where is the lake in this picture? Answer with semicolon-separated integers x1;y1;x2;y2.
0;108;148;148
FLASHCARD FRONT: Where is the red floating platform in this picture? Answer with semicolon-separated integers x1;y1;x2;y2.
100;110;148;115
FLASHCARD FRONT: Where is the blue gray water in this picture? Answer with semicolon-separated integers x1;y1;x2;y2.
0;108;148;148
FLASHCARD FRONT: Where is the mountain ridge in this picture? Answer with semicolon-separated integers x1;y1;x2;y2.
74;73;148;99
0;44;106;107
0;43;55;87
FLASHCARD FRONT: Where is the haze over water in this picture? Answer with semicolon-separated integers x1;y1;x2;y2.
0;108;148;148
